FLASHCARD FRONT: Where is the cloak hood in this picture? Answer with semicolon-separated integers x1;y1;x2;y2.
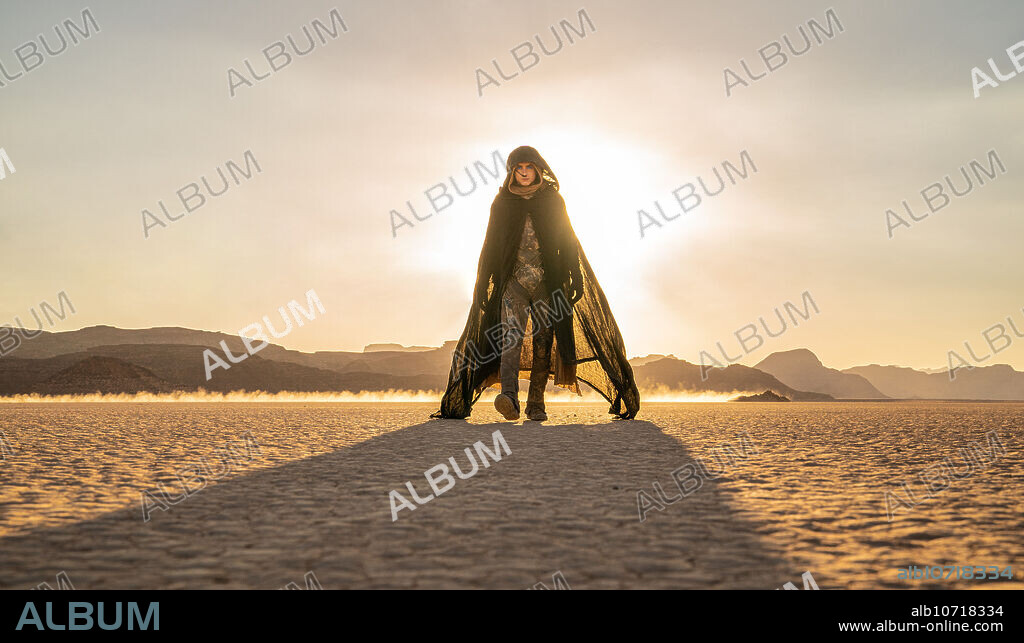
430;146;640;420
504;145;559;192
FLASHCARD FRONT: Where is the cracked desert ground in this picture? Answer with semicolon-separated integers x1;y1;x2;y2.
0;401;1021;589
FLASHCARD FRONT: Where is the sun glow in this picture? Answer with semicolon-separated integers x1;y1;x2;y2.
427;127;694;300
412;126;712;362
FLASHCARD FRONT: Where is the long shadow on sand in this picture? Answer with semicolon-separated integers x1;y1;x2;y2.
0;418;803;589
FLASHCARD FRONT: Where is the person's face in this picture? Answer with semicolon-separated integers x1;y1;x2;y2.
514;162;537;186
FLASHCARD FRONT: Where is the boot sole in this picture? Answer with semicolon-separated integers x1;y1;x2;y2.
494;394;519;420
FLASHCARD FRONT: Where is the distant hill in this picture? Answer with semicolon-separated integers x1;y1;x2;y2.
1;325;243;359
0;343;447;395
0;326;834;399
755;349;888;399
1;325;453;377
37;356;174;394
732;390;790;402
843;363;1024;400
3;325;1023;399
629;356;832;401
629;354;678;367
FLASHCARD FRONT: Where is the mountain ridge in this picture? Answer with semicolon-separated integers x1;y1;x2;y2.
2;326;1023;399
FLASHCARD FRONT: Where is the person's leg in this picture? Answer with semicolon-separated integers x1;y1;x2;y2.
525;288;554;419
497;282;529;418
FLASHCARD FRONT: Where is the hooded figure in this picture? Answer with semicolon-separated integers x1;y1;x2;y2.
430;146;640;420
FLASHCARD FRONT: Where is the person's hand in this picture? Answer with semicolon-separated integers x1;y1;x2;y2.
568;273;583;304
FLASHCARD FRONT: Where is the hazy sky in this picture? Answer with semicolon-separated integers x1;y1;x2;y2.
1;0;1022;371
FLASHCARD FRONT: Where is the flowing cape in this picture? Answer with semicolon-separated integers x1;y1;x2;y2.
430;147;640;419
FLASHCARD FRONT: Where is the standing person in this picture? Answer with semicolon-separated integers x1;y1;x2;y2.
492;156;555;421
430;146;639;422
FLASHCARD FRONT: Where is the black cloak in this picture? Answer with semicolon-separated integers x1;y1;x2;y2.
430;146;640;420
